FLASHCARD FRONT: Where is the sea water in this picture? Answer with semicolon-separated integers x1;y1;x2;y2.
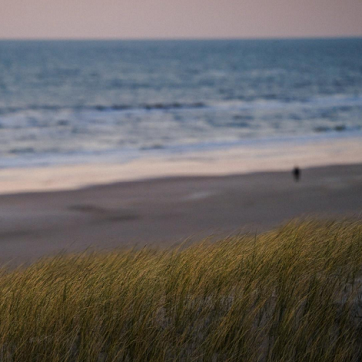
0;38;361;169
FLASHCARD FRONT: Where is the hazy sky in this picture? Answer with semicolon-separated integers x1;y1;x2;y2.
1;0;362;39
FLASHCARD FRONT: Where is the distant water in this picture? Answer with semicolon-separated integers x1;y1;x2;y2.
0;38;361;168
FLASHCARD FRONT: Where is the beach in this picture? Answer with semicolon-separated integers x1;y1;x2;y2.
0;162;361;265
1;131;361;266
0;39;361;266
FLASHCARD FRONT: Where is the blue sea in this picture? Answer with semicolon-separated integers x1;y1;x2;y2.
0;38;361;169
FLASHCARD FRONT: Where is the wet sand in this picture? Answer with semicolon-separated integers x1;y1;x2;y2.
0;163;361;265
1;135;361;194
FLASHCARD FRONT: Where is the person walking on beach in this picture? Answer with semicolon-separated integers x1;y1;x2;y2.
293;166;301;182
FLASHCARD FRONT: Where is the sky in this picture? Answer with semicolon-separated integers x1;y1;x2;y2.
1;0;362;40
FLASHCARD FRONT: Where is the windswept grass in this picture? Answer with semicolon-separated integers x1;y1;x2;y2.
0;220;362;361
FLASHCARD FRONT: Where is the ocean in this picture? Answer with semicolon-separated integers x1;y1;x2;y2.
0;38;361;169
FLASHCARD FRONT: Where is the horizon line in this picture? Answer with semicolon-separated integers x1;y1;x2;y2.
0;35;362;42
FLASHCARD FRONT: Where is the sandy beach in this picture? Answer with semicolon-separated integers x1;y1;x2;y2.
0;162;361;265
0;135;361;194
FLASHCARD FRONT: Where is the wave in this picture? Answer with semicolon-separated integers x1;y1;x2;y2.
314;125;361;133
85;95;360;115
1;94;361;116
9;147;36;155
0;102;207;115
96;102;206;112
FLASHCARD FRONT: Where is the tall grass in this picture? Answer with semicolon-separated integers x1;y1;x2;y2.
0;220;362;361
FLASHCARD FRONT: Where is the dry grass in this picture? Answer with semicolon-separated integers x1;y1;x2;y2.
0;220;362;361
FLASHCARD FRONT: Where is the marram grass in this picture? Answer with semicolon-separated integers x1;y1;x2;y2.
0;220;362;361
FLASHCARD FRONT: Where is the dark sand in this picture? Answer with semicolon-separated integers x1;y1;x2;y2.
0;163;361;265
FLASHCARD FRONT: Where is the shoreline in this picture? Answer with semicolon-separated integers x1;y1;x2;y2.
0;135;362;194
0;162;361;265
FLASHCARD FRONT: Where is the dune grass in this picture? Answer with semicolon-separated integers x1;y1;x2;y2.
0;220;362;361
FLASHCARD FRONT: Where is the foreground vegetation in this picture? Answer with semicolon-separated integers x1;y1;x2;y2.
0;220;362;361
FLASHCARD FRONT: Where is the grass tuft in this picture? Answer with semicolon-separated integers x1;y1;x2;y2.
0;220;362;361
